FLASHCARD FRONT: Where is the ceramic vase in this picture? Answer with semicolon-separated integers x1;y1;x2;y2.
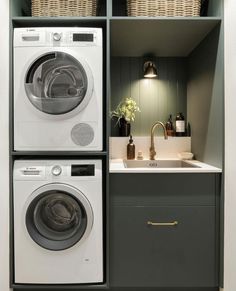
119;118;131;137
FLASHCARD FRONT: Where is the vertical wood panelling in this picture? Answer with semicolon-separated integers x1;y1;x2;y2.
120;58;130;97
110;58;121;136
167;59;176;121
130;57;141;134
177;57;187;116
111;57;187;136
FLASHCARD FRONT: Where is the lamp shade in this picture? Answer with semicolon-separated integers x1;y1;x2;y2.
143;61;157;78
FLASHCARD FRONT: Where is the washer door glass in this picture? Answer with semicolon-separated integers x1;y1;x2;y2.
25;52;90;115
26;187;93;251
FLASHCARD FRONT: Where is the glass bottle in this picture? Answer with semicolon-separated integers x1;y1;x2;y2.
175;112;185;137
165;114;174;136
127;135;135;160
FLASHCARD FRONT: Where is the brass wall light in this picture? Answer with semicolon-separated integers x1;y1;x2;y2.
143;61;157;78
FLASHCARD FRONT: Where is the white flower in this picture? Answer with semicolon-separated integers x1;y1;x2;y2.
110;97;141;123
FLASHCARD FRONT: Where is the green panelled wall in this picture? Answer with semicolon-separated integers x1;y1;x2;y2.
110;57;187;136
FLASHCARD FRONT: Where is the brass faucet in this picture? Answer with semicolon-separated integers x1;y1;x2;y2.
150;121;168;160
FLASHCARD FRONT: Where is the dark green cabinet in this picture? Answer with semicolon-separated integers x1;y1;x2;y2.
110;174;220;288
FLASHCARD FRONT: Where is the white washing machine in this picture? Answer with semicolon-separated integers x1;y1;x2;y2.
13;160;103;284
14;27;103;151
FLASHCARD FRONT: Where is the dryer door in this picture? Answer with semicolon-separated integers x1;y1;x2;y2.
25;183;93;251
25;52;93;115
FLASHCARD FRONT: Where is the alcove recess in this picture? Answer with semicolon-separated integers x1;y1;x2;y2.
110;0;223;168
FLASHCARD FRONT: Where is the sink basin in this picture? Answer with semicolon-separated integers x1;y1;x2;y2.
123;159;200;168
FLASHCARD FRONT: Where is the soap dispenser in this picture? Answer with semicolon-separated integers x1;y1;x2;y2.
127;135;135;160
165;114;174;136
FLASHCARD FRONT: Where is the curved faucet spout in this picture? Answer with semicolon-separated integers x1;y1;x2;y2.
150;121;168;160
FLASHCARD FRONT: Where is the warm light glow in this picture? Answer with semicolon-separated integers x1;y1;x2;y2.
143;61;157;78
144;73;157;78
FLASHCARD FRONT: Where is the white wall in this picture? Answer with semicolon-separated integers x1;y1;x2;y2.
224;0;236;291
0;0;10;291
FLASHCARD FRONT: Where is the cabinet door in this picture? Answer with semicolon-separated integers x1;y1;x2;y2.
110;206;218;287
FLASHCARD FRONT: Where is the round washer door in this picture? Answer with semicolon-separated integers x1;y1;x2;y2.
25;183;93;251
24;52;93;115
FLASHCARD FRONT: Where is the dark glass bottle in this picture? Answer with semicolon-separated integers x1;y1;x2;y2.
127;135;135;160
165;114;174;136
175;112;185;137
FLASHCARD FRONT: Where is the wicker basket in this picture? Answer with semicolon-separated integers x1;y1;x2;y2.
127;0;201;17
32;0;98;17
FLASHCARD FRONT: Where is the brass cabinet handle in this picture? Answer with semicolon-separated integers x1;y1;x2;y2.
147;221;178;226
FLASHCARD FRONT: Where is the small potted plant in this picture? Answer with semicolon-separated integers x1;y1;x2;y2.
111;97;140;136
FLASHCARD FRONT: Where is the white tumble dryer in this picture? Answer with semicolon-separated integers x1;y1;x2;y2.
13;160;103;284
14;27;103;151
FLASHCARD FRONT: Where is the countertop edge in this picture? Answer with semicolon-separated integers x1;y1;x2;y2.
109;159;222;174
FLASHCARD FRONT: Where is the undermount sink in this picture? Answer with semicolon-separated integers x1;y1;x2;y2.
123;159;200;169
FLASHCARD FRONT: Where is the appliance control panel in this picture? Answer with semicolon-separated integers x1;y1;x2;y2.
14;28;102;47
14;161;100;181
51;31;97;45
51;164;95;176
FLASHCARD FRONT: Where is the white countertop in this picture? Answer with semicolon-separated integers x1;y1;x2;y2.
110;159;222;173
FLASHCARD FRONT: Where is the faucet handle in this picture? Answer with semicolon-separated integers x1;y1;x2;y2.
150;147;156;160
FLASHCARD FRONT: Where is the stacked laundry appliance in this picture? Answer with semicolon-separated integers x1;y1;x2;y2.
12;27;104;285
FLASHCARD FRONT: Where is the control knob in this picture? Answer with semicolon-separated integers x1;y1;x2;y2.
53;32;62;41
51;165;62;176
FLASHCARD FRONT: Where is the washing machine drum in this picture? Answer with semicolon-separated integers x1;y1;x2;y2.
25;52;93;115
25;184;93;251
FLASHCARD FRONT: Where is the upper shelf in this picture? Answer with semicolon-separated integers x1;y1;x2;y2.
11;0;223;18
110;18;221;57
11;17;107;28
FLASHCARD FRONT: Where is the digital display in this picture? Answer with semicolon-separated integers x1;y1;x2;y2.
73;33;94;42
71;165;95;176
